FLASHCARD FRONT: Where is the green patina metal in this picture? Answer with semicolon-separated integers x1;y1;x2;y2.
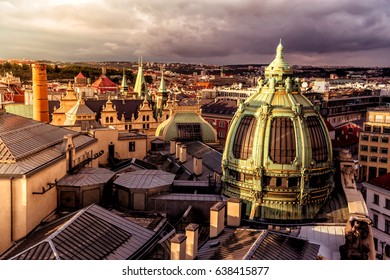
221;41;334;221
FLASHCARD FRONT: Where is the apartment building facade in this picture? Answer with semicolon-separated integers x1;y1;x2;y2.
358;107;390;181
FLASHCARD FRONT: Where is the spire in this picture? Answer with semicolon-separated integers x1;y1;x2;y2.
158;67;167;93
134;57;150;100
120;67;129;94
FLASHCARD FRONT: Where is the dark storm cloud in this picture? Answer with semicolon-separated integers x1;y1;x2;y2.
1;0;390;65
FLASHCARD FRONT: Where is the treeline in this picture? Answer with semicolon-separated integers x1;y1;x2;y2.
0;62;135;85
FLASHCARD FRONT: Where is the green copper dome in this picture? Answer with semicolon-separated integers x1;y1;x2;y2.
221;41;334;221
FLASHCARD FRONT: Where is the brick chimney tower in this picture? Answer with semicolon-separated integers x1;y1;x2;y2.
32;63;49;123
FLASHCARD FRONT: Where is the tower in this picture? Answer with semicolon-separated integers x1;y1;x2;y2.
120;67;129;95
155;68;168;118
134;58;150;100
221;41;334;221
32;63;49;123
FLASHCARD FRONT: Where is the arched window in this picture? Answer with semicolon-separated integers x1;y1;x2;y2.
232;115;257;160
105;117;109;123
110;116;114;123
269;117;296;164
306;116;328;162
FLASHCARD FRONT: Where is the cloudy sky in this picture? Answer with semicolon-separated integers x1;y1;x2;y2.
1;0;390;66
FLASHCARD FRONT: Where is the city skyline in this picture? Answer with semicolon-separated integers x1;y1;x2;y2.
1;0;390;66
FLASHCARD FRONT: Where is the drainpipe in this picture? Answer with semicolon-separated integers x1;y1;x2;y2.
9;176;14;242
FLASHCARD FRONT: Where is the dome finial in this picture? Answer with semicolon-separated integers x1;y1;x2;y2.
276;39;284;59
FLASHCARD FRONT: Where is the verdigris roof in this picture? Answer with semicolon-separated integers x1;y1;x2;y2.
5;204;155;260
156;111;217;143
0;113;96;176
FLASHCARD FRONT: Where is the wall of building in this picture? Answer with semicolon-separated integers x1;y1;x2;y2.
364;182;390;259
0;140;99;255
90;128;147;165
0;178;12;254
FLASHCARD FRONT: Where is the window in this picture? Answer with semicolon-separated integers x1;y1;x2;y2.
218;131;225;138
361;145;368;151
382;136;389;143
270;117;297;163
370;156;377;162
385;199;390;210
360;155;367;162
218;121;225;128
379;168;388;176
232;116;257;160
129;141;135;152
109;116;113;123
370;146;378;153
364;125;371;132
380;157;388;164
361;135;369;141
373;214;378;228
386;244;390;258
380;147;388;154
371;136;378;142
374;238;378;251
373;194;379;205
385;220;390;234
375;115;384;123
373;126;381;133
384;126;390;134
177;123;202;141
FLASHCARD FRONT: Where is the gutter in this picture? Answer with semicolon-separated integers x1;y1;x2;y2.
10;176;14;242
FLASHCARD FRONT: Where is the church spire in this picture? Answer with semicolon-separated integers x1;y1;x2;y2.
120;67;129;94
134;57;150;100
158;67;166;93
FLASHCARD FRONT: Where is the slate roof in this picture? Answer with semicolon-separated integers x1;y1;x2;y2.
3;204;155;260
57;167;115;187
0;113;96;176
198;228;320;260
185;141;222;174
114;170;175;190
201;100;237;116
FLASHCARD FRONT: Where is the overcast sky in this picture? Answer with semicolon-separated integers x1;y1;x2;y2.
1;0;390;66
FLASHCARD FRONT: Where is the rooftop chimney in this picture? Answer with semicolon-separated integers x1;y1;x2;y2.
185;223;199;260
32;63;49;123
170;233;187;260
179;145;187;163
175;142;181;159
227;198;242;227
193;156;202;176
170;139;176;155
210;201;226;238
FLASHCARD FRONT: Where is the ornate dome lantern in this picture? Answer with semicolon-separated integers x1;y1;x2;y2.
221;41;334;221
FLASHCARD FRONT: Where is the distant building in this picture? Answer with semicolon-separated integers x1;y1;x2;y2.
91;74;119;95
358;107;390;181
